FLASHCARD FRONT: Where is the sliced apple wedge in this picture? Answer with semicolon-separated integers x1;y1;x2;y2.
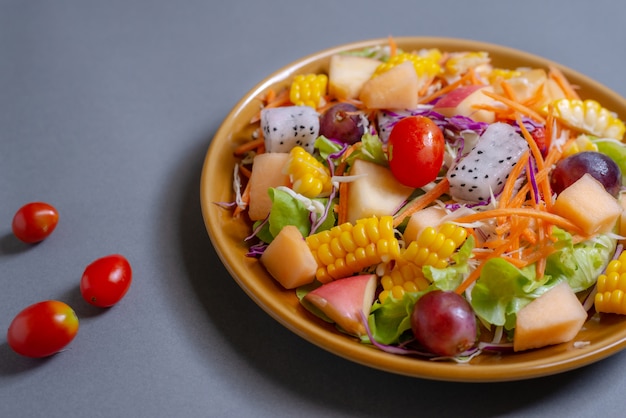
432;84;496;123
304;274;378;336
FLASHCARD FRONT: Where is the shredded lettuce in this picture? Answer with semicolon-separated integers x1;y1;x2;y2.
344;132;388;166
594;137;626;185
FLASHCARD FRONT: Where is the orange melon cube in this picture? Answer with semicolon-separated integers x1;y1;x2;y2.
552;173;622;236
514;282;588;352
359;61;419;109
260;225;317;289
247;152;290;221
328;54;381;100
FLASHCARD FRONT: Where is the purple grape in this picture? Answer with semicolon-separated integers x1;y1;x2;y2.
319;103;365;145
550;151;621;196
411;290;477;357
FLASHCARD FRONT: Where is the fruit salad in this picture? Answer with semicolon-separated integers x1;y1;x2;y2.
219;38;626;361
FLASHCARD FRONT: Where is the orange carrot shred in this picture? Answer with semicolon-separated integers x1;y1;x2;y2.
482;90;546;124
549;65;580;100
234;137;265;156
393;178;450;227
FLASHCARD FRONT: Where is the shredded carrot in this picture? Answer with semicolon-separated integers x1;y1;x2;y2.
482;89;546;124
392;177;450;227
418;69;479;104
499;80;518;102
498;150;530;209
250;88;292;123
453;208;584;235
233;137;265;156
238;164;252;178
549;65;580;100
388;35;398;57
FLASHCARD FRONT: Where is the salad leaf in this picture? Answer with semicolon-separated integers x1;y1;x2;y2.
368;292;420;344
470;230;616;330
344;132;388;166
594;137;626;185
314;136;344;161
470;258;551;330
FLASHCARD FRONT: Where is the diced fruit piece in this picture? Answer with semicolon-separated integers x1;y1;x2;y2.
550;99;626;140
260;225;317;289
247;153;290;221
403;206;447;243
328;54;380;100
514;282;588;352
346;159;414;224
432;85;497;123
411;290;477;356
493;68;547;104
359;61;419;109
447;122;529;203
619;192;626;240
261;105;320;153
550;151;621;197
319;102;365;145
304;274;378;336
552;173;622;235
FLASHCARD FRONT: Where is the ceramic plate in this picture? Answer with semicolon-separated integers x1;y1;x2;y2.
200;37;626;382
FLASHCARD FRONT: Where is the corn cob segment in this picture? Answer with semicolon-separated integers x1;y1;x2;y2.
289;74;328;108
306;216;400;283
595;252;626;314
550;98;626;140
283;146;332;198
378;223;469;304
372;52;441;79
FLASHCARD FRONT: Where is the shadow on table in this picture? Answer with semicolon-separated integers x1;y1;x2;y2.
169;133;614;417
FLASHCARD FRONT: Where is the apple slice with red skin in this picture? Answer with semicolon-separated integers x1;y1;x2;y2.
433;84;496;123
304;274;378;336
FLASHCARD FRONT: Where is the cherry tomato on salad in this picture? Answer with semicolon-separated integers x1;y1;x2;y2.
80;254;132;307
7;300;79;358
11;202;59;243
387;116;445;188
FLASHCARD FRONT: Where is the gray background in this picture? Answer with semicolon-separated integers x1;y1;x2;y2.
2;1;626;417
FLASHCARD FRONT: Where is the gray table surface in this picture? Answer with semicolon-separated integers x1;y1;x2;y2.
2;1;626;417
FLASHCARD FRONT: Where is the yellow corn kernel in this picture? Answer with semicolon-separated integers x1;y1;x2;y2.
488;68;522;84
289;74;328;108
379;289;391;304
402;223;468;268
595;252;626;314
284;146;332;198
550;99;625;140
561;134;599;158
305;216;401;281
373;52;441;79
378;261;430;304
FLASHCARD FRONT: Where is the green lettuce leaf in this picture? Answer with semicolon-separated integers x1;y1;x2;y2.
594;138;626;185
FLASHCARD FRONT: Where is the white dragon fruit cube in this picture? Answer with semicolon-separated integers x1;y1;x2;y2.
261;105;320;153
447;122;529;203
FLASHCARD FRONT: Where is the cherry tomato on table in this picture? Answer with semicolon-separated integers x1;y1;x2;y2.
7;300;79;358
80;254;132;307
387;116;445;188
11;202;59;243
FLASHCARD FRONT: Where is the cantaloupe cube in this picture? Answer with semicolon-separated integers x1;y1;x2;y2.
514;281;588;352
403;206;447;243
247;152;290;221
328;54;381;100
552;173;622;235
618;191;626;242
260;225;317;289
346;159;415;224
359;61;419;109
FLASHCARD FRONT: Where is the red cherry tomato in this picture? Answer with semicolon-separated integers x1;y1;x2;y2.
80;254;132;307
7;300;79;358
11;202;59;243
387;116;445;188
